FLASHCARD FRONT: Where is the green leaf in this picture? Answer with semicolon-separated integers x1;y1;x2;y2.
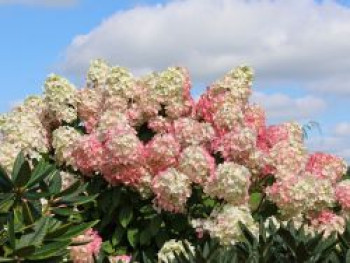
48;220;98;241
27;240;71;260
149;216;162;236
0;194;15;213
112;225;124;246
54;180;82;198
17;217;50;248
127;229;139;248
26;161;55;188
51;207;77;217
0;166;13;191
11;151;25;183
21;201;34;225
57;194;98;206
249;192;262;211
119;206;133;228
48;171;62;195
140;229;151;246
14;161;31;188
7;212;15;249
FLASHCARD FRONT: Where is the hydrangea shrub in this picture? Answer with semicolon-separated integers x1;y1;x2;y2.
0;59;348;262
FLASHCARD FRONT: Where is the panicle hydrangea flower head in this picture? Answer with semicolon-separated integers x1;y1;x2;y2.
103;125;144;166
71;133;104;175
70;229;102;263
211;127;256;162
105;66;135;99
308;210;345;238
0;142;22;174
145;133;181;174
212;100;244;134
44;74;78;124
265;122;304;147
87;59;110;87
77;88;104;133
192;205;257;246
172;117;215;148
209;66;253;101
96;110;129;132
178;145;215;184
0;108;49;164
157;239;195;263
152;168;192;213
269;141;307;179
243;104;266;134
335;179;350;210
204;162;251;205
102;164;145;186
266;174;335;216
52;126;81;167
306;152;347;183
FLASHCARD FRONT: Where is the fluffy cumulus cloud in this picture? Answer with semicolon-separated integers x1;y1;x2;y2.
61;0;350;95
0;0;77;6
335;122;350;136
251;92;327;122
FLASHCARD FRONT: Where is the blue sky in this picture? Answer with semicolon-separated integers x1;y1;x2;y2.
0;0;350;161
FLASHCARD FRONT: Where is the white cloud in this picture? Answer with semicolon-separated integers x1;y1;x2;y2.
250;92;326;122
60;0;350;95
0;0;77;7
335;122;350;136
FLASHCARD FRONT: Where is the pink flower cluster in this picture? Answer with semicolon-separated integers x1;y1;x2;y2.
70;229;102;263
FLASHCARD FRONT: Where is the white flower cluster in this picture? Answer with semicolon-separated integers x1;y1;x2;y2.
204;162;251;205
192;205;257;245
52;126;82;167
178;146;214;184
152;168;192;213
44;74;78;123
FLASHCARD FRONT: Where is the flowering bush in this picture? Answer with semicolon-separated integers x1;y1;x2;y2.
0;59;349;262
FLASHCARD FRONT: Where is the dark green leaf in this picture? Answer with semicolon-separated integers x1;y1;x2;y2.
54;180;82;198
48;220;98;241
119;206;133;228
11;151;26;183
0;165;13;191
27;240;71;260
127;228;139;248
26;161;55;188
8;212;15;249
0;193;15;213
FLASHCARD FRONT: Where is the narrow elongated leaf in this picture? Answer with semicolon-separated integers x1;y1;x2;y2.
0;165;13;191
11;151;25;183
17;217;50;248
26;161;55;188
56;194;98;206
0;193;15;213
8;212;15;249
27;240;71;260
21;201;34;225
54;180;82;198
49;220;98;241
48;171;62;195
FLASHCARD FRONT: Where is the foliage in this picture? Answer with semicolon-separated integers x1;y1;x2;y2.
0;152;98;262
